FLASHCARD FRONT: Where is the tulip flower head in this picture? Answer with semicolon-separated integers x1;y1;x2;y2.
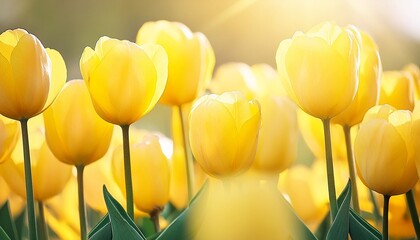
379;71;415;111
276;21;360;119
355;105;419;196
136;20;215;106
80;36;168;125
332;27;382;127
43;80;114;166
0;29;66;120
189;91;261;178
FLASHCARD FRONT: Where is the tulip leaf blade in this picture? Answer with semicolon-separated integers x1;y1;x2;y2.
0;201;17;240
155;181;209;240
326;180;351;240
278;193;318;240
102;185;147;240
349;208;381;240
0;226;11;240
88;214;111;240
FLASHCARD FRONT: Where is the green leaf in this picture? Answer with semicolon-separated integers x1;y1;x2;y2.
315;213;330;240
155;181;208;240
326;180;351;240
0;226;11;240
88;215;111;240
0;201;17;240
278;194;318;240
349;208;381;240
103;185;147;240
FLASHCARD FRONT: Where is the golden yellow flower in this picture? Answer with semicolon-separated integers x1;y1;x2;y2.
43;80;113;166
189;91;261;178
0;116;72;201
276;22;360;119
403;63;420;100
136;20;215;106
0;29;66;120
112;133;170;214
355;105;419;195
251;95;297;174
379;71;415;111
332;27;382;126
80;36;168;125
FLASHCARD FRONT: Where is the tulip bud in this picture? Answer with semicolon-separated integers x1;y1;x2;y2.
43;80;113;166
189;91;261;178
332;27;382;126
355;105;419;195
112;133;170;214
136;20;215;106
276;22;360;119
379;71;415;111
0;29;66;120
80;37;168;125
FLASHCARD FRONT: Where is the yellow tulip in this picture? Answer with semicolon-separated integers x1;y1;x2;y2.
112;133;170;214
136;20;215;106
0;29;66;120
0;116;19;163
0;116;72;201
276;22;360;119
403;63;420;100
209;63;286;99
332;27;382;126
355;105;419;195
43;80;114;166
189;91;261;178
379;71;415;111
251;95;298;174
80;36;168;125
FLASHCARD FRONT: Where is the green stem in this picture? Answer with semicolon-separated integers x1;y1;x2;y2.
76;165;87;240
37;201;48;240
406;189;420;238
150;209;161;233
383;195;390;240
20;118;38;240
121;125;134;219
343;125;360;214
322;118;338;220
177;106;194;204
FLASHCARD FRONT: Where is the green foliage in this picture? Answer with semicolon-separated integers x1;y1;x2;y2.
326;181;351;239
0;201;17;240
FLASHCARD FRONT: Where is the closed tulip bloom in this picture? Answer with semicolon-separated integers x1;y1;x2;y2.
355;105;419;195
43;80;113;166
189;91;261;178
403;63;420;100
333;28;382;126
0;116;19;163
251;95;298;174
276;22;360;119
379;71;415;111
0;29;66;120
80;36;168;125
112;134;170;213
136;20;215;106
0;117;72;201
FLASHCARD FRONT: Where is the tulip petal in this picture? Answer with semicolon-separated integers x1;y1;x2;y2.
0;29;27;60
10;34;50;118
140;43;168;114
80;47;100;84
42;48;66;112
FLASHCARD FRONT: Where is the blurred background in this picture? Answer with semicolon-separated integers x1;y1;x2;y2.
1;0;419;137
